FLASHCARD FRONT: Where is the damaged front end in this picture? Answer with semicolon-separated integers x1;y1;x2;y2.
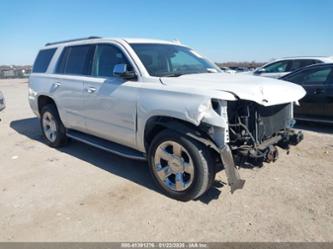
200;99;303;193
227;100;303;167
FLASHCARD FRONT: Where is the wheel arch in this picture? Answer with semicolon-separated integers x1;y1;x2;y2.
37;95;57;115
143;115;220;153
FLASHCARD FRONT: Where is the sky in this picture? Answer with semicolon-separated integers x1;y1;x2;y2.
0;0;332;65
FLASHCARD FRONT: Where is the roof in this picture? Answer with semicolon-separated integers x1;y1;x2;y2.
281;62;333;79
44;37;182;48
122;38;182;45
276;56;333;62
302;62;333;67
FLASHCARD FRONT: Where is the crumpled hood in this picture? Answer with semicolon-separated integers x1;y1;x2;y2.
161;73;306;106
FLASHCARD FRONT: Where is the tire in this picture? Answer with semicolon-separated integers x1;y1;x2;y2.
148;129;215;201
40;104;68;148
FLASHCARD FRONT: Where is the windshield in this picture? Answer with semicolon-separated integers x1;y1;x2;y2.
130;43;220;77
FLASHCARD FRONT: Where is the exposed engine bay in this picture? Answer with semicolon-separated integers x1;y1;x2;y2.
227;101;303;167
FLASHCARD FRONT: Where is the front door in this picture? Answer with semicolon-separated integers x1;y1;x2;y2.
83;44;138;147
294;67;333;117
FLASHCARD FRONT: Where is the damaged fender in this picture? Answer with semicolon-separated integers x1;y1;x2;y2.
138;83;245;192
201;102;245;193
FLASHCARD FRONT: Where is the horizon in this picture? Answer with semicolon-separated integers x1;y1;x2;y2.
1;0;332;65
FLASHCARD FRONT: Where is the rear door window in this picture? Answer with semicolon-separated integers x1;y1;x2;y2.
288;60;303;71
55;47;70;74
56;45;94;75
32;48;56;73
288;60;320;72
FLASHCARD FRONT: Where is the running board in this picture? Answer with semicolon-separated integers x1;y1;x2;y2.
66;130;146;161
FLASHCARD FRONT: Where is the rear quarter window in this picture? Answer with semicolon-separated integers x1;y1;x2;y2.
32;48;57;73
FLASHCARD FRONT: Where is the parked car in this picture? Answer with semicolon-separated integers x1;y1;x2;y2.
220;67;237;74
0;91;5;112
220;66;249;73
29;37;305;201
281;63;333;124
249;56;333;79
228;66;249;73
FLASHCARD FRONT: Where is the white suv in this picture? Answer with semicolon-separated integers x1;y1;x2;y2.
251;56;333;78
29;37;306;201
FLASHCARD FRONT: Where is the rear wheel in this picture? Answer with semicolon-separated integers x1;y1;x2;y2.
148;130;215;201
40;104;68;147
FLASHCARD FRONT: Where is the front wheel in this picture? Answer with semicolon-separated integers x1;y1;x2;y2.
148;130;215;201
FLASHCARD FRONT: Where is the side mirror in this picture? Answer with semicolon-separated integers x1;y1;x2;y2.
254;68;266;75
113;64;137;80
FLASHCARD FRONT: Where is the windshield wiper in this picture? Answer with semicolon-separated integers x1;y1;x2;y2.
160;73;185;77
159;70;216;77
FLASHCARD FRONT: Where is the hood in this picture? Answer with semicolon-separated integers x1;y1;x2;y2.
160;73;306;106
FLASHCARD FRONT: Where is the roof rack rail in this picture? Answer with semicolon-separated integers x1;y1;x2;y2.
281;55;326;58
45;36;101;46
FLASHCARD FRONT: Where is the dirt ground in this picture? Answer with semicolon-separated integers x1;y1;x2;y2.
0;79;332;242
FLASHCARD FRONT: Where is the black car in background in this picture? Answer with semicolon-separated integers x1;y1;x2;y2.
281;63;333;123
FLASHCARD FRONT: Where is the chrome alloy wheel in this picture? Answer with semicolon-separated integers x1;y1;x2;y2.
154;141;195;192
42;112;57;143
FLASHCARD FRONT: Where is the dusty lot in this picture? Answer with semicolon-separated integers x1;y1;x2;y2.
0;79;332;242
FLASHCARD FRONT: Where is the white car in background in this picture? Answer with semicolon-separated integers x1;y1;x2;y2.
251;56;333;79
220;67;237;74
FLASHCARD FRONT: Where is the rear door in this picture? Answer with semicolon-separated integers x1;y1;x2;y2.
82;43;139;148
52;45;94;131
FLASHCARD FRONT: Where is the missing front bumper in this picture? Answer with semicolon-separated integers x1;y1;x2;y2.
234;129;304;167
220;129;304;193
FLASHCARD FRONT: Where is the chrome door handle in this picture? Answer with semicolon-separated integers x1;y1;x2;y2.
87;87;96;93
